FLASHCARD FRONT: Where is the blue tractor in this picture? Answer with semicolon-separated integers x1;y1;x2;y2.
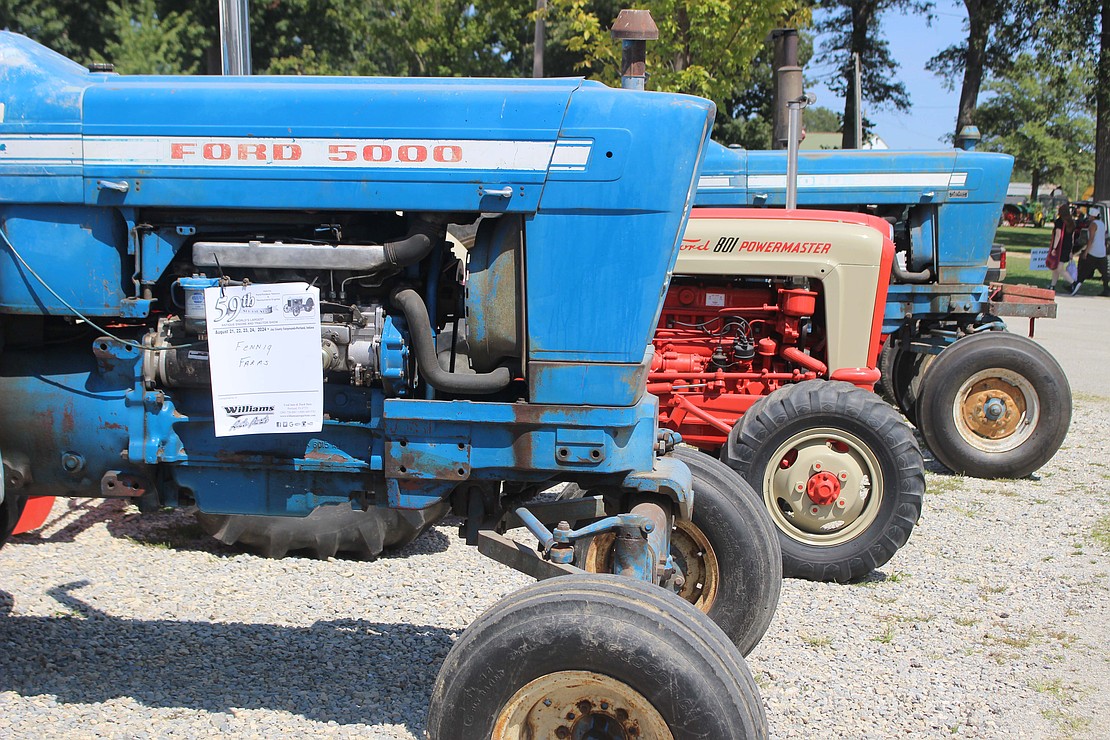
694;138;1071;481
0;32;781;736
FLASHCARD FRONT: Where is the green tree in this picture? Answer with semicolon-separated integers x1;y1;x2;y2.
926;0;1047;140
92;0;206;74
1044;0;1109;200
976;54;1094;201
805;105;841;132
812;0;932;148
545;0;810;105
0;0;113;65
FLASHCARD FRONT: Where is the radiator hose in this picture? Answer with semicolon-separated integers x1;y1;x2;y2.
391;287;512;395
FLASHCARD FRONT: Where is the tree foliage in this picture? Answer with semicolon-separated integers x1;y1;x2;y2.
1;0;814;149
926;0;1048;140
545;1;810;109
976;54;1094;200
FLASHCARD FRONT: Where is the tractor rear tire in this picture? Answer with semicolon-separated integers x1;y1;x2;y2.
426;574;768;739
559;447;782;656
195;501;448;559
721;380;925;583
0;492;27;551
916;331;1071;478
890;346;932;425
876;338;899;405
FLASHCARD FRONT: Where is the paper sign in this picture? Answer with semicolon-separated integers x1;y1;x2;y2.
204;283;323;437
1029;248;1049;272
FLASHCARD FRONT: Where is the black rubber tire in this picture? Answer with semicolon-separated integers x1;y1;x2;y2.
557;447;782;656
876;337;899;406
195;501;448;559
890;346;932;426
916;331;1071;478
0;492;27;551
721;380;925;583
426;574;768;739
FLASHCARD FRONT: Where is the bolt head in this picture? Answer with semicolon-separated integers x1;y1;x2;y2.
813;462;822;471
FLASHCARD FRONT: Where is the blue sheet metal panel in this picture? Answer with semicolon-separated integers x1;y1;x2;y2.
526;87;714;372
0;348;131;498
695;145;1012;207
741;150;961;206
0;34;87;202
0;204;128;315
0;32;86;129
75;74;589;212
694;142;748;205
381;396;659;475
527;353;651;407
934;152;1014;275
882;283;991;333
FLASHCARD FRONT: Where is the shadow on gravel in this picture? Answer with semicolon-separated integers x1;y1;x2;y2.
0;582;450;734
13;498;452;560
9;498;126;546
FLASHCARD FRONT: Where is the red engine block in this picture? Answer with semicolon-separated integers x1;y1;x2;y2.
649;280;832;451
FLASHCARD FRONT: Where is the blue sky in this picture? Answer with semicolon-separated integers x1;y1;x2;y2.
806;1;969;150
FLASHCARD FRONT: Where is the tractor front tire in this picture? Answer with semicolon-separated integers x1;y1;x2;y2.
561;447;782;656
916;331;1071;478
722;380;925;583
426;574;768;739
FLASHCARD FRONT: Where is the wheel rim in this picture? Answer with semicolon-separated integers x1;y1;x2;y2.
763;427;884;546
582;520;720;613
493;670;673;740
951;369;1039;452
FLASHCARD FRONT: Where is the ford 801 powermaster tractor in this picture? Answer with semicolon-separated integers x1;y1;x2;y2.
0;30;781;737
647;138;1070;583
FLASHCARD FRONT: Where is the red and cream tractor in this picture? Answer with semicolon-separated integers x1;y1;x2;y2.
651;209;925;583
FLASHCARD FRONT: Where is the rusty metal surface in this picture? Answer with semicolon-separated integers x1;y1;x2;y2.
476;530;582;581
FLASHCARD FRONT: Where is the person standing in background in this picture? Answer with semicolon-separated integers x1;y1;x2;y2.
1071;205;1110;296
1047;203;1075;293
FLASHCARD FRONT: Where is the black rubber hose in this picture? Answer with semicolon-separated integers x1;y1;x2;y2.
891;258;932;284
383;232;434;267
391;287;512;395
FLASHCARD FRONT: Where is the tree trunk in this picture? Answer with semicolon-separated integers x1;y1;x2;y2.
1096;0;1110;200
1030;168;1041;202
954;0;988;138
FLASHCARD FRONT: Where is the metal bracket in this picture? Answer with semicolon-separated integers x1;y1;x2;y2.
477;530;584;581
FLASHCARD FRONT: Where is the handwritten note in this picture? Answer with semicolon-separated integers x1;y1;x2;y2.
204;282;323;437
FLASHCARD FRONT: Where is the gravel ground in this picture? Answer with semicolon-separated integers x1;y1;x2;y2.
2;394;1108;739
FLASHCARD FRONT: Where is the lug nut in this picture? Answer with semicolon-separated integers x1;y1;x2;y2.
813;462;822;471
838;471;849;481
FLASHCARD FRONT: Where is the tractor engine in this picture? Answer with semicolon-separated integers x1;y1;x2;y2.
650;209;896;451
651;280;825;448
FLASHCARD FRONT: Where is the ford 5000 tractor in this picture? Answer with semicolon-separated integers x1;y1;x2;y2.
0;32;779;737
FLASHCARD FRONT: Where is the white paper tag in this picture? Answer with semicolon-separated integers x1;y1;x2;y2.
204;283;323;437
705;292;726;307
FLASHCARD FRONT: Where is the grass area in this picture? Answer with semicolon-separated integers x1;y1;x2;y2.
995;225;1052;254
1002;251;1052;290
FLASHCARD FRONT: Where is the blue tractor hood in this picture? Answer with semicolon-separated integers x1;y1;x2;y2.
0;31;655;214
